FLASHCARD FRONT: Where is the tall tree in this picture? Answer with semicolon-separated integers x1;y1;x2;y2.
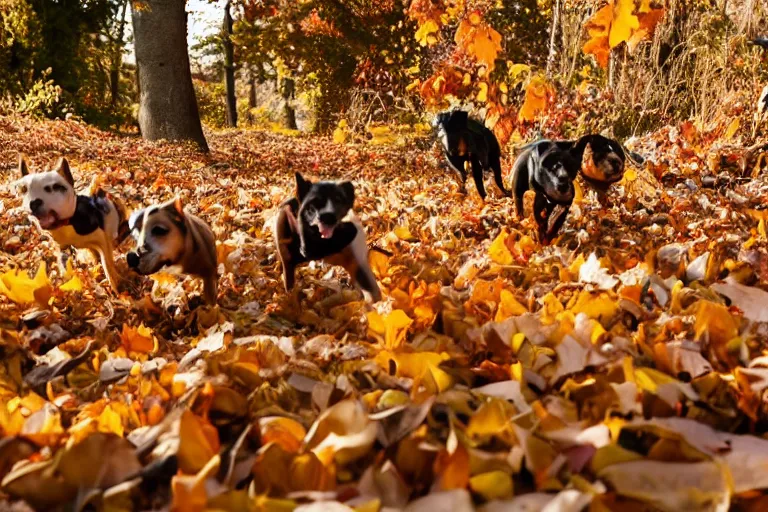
110;0;129;108
223;1;237;127
131;0;208;151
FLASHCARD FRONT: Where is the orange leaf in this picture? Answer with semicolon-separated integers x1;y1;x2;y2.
582;3;613;68
177;411;220;474
259;416;307;453
518;76;551;122
455;17;502;70
627;8;666;52
434;443;470;490
120;323;154;353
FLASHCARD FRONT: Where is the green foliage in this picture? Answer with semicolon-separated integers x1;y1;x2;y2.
14;68;63;117
195;79;228;128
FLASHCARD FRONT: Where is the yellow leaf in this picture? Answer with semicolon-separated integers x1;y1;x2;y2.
97;404;124;437
518;76;550;122
393;225;418;241
570;290;619;323
177;411;220;474
694;300;738;346
59;275;83;292
476;81;488;102
374;350;450;379
495;289;527;321
590;443;643;473
421;363;454;393
724;118;740;140
489;228;513;265
332;126;347;144
368;309;413;349
609;0;639;48
469;470;514;500
415;19;440;47
0;262;50;304
466;399;515;440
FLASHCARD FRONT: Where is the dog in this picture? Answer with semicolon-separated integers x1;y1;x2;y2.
273;172;382;302
14;154;129;291
510;140;580;244
432;109;510;200
570;134;628;201
126;197;218;305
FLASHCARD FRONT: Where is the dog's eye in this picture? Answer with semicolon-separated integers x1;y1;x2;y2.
52;184;67;192
44;185;52;193
20;185;27;194
305;205;316;216
151;226;169;237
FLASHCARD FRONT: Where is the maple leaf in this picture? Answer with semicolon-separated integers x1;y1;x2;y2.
609;0;639;49
454;15;502;70
582;3;613;68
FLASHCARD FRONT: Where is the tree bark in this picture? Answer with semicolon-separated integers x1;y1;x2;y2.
110;0;129;108
546;0;561;77
281;77;297;130
131;0;208;151
223;1;237;127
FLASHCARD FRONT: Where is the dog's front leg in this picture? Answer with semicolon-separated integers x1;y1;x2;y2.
202;274;218;305
446;154;468;194
93;233;121;293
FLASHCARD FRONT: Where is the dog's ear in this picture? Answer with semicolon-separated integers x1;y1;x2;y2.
18;154;29;177
128;208;145;232
338;181;355;208
166;196;185;218
54;157;75;186
295;172;312;201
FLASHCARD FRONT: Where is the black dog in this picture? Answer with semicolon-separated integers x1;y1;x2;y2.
569;134;628;200
273;173;382;302
510;140;580;244
432;110;510;200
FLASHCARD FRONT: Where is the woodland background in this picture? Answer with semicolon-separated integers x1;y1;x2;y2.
2;0;768;511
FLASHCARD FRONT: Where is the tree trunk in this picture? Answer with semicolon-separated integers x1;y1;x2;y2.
223;1;237;127
110;0;129;108
281;77;297;130
248;67;257;110
131;0;208;151
546;0;561;77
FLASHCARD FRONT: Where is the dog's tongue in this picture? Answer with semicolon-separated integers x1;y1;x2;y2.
319;225;334;239
37;212;58;229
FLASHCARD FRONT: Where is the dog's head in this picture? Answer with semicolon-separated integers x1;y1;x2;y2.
295;172;354;239
126;197;187;275
14;155;77;229
433;110;468;156
578;134;626;184
534;145;578;203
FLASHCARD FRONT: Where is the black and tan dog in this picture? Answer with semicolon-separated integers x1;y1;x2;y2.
510;140;581;244
273;172;381;302
15;154;129;291
432;109;510;200
126;197;218;305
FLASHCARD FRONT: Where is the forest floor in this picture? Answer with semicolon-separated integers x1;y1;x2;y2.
3;114;768;510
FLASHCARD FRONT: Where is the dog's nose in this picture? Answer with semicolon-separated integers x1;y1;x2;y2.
30;199;43;212
319;213;337;225
557;181;570;192
126;252;140;269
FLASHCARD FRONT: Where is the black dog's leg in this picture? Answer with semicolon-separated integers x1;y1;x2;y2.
470;156;487;201
510;153;531;218
446;154;468;194
533;193;554;244
489;152;510;197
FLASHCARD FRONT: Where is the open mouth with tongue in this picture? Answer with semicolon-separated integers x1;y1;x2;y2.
34;210;61;229
318;223;336;239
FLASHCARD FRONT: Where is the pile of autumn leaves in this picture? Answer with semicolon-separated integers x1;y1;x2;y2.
4;116;768;511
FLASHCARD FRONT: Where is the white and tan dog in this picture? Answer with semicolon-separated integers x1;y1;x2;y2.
15;154;128;291
126;197;218;305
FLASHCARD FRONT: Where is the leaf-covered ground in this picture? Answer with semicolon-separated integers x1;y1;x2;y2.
2;115;768;511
